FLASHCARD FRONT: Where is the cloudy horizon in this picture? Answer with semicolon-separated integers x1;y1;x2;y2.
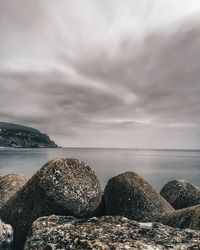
1;0;200;149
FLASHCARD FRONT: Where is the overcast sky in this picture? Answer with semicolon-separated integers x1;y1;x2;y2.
1;0;200;149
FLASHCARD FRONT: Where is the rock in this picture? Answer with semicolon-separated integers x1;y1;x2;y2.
160;179;200;209
0;122;58;148
0;158;102;249
104;172;174;221
0;173;27;208
94;194;106;217
0;219;13;250
24;215;200;250
145;204;200;230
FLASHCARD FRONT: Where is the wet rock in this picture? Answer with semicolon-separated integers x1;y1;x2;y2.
24;215;200;250
160;180;200;209
0;219;13;250
145;204;200;230
104;172;174;221
0;158;102;249
0;173;27;208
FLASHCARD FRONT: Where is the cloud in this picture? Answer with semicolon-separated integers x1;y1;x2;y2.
0;1;200;148
75;20;200;125
0;66;138;138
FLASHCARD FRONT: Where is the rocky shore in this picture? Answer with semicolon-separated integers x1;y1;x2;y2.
0;158;200;249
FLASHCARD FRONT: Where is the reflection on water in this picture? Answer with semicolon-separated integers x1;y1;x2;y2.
0;148;200;191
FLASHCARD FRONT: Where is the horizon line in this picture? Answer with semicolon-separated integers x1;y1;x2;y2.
61;147;200;151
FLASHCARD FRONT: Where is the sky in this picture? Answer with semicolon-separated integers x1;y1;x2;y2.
1;0;200;149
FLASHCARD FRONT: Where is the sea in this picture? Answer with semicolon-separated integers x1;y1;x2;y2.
0;148;200;191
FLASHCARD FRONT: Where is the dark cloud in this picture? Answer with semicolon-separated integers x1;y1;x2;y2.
0;67;135;140
75;21;200;125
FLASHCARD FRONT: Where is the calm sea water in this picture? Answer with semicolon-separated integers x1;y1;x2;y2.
0;148;200;191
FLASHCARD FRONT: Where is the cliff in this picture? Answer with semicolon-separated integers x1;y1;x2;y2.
0;122;58;148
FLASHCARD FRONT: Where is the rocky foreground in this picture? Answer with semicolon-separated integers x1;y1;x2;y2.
0;122;58;148
24;215;200;250
0;158;200;249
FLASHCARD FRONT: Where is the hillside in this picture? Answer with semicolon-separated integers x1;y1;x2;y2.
0;122;58;148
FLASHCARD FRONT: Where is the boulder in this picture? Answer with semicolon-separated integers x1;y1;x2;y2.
160;179;200;209
104;172;174;221
145;204;200;230
0;158;102;249
0;219;13;250
0;173;27;208
24;215;200;250
94;193;106;217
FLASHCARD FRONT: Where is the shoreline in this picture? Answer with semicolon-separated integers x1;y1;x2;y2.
0;158;200;249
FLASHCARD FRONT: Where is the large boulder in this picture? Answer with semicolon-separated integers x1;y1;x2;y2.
160;180;200;209
0;219;13;250
0;173;27;208
145;204;200;230
24;215;200;250
104;172;174;221
0;158;102;250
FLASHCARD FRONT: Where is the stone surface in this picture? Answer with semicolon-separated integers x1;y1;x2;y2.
0;158;102;249
0;219;13;250
0;173;27;208
24;215;200;250
94;193;106;217
104;172;174;221
160;180;200;209
0;122;58;148
145;205;200;231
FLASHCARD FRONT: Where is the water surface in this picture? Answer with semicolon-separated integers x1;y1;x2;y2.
0;148;200;191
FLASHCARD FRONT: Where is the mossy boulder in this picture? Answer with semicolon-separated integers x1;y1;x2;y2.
104;172;174;221
160;180;200;209
0;158;102;249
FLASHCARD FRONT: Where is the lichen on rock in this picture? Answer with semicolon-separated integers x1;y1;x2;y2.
24;215;200;250
0;173;27;208
104;172;174;221
160;179;200;209
0;158;102;249
0;219;13;250
145;204;200;230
